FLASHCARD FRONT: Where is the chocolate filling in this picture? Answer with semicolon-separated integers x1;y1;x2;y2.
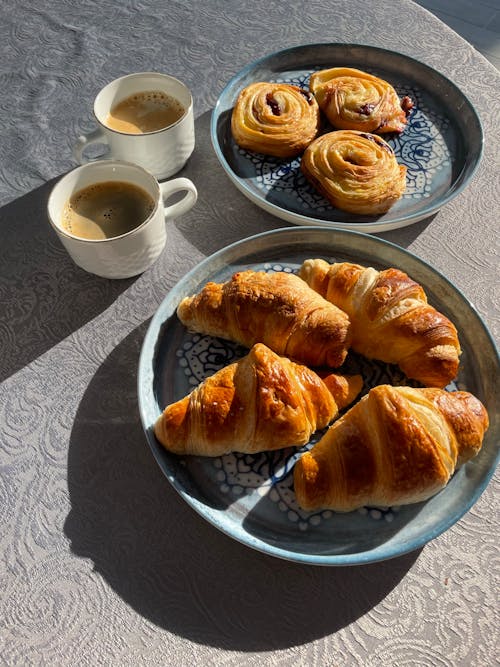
359;133;393;154
266;93;281;116
299;88;315;105
401;95;414;116
358;103;375;116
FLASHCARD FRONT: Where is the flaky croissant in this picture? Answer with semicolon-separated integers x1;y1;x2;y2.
299;259;461;387
177;270;352;368
154;343;363;456
294;385;489;511
231;81;321;157
309;67;413;134
300;130;406;215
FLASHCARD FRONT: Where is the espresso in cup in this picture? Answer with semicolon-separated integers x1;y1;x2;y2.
73;72;195;179
106;91;185;134
48;160;198;279
61;181;155;240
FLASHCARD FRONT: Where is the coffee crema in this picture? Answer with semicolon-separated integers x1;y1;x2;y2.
105;90;185;134
61;181;155;240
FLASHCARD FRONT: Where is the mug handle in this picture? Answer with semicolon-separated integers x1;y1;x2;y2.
73;127;109;163
160;178;198;218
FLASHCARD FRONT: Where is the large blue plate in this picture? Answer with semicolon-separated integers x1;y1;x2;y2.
211;44;483;233
138;228;499;565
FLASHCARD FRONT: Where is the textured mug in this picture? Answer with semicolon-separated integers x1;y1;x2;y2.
73;72;195;180
47;160;197;279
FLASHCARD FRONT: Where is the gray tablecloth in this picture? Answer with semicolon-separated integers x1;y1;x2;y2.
1;1;498;665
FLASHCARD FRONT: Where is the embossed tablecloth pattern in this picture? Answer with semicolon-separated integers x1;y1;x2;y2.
0;1;498;665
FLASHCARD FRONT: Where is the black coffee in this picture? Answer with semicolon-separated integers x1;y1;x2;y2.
62;181;155;240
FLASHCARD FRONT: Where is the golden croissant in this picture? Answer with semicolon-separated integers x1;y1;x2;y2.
154;343;363;456
294;384;489;511
299;259;461;387
300;130;406;215
231;81;321;157
309;67;413;134
177;270;352;368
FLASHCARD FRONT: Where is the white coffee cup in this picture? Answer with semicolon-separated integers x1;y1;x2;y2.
73;72;195;180
48;160;197;279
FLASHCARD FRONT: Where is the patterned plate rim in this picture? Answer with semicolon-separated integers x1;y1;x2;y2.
210;43;484;233
137;227;499;565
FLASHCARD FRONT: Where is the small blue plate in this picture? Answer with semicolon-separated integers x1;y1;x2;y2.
211;44;483;233
138;228;499;565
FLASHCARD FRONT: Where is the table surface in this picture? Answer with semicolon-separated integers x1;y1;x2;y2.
0;1;498;665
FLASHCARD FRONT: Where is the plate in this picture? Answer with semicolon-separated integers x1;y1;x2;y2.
210;43;483;233
138;227;499;565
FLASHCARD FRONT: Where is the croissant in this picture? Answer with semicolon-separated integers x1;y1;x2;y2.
154;343;363;456
294;384;489;512
309;67;413;134
298;259;461;387
300;130;406;215
231;81;321;157
177;270;352;368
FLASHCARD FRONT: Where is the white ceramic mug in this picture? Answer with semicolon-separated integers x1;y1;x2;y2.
48;160;197;279
73;72;195;180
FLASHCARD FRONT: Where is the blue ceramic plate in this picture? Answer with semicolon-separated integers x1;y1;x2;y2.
138;228;499;565
211;44;483;233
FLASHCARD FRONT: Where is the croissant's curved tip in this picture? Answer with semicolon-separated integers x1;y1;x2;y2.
294;453;325;511
298;258;330;293
321;373;363;410
153;415;165;445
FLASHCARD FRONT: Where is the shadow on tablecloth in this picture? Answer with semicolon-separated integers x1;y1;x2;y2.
0;179;135;383
0;109;431;386
64;322;421;651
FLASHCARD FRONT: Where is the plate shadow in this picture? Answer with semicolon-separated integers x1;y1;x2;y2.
64;323;421;651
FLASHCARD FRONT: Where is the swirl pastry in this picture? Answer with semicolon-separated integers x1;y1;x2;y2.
301;130;406;215
309;67;413;134
231;81;321;158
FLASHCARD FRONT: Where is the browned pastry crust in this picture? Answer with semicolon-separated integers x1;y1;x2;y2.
154;343;363;456
300;130;406;215
231;81;321;157
299;259;461;387
309;67;411;134
293;385;489;511
177;270;352;368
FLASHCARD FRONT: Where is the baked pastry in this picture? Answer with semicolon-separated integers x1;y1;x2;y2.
298;259;461;388
231;81;321;157
154;343;363;456
177;270;351;368
294;384;489;511
309;67;413;134
300;130;406;215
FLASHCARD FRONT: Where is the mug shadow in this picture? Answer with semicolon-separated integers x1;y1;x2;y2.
64;323;421;651
0;178;135;383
